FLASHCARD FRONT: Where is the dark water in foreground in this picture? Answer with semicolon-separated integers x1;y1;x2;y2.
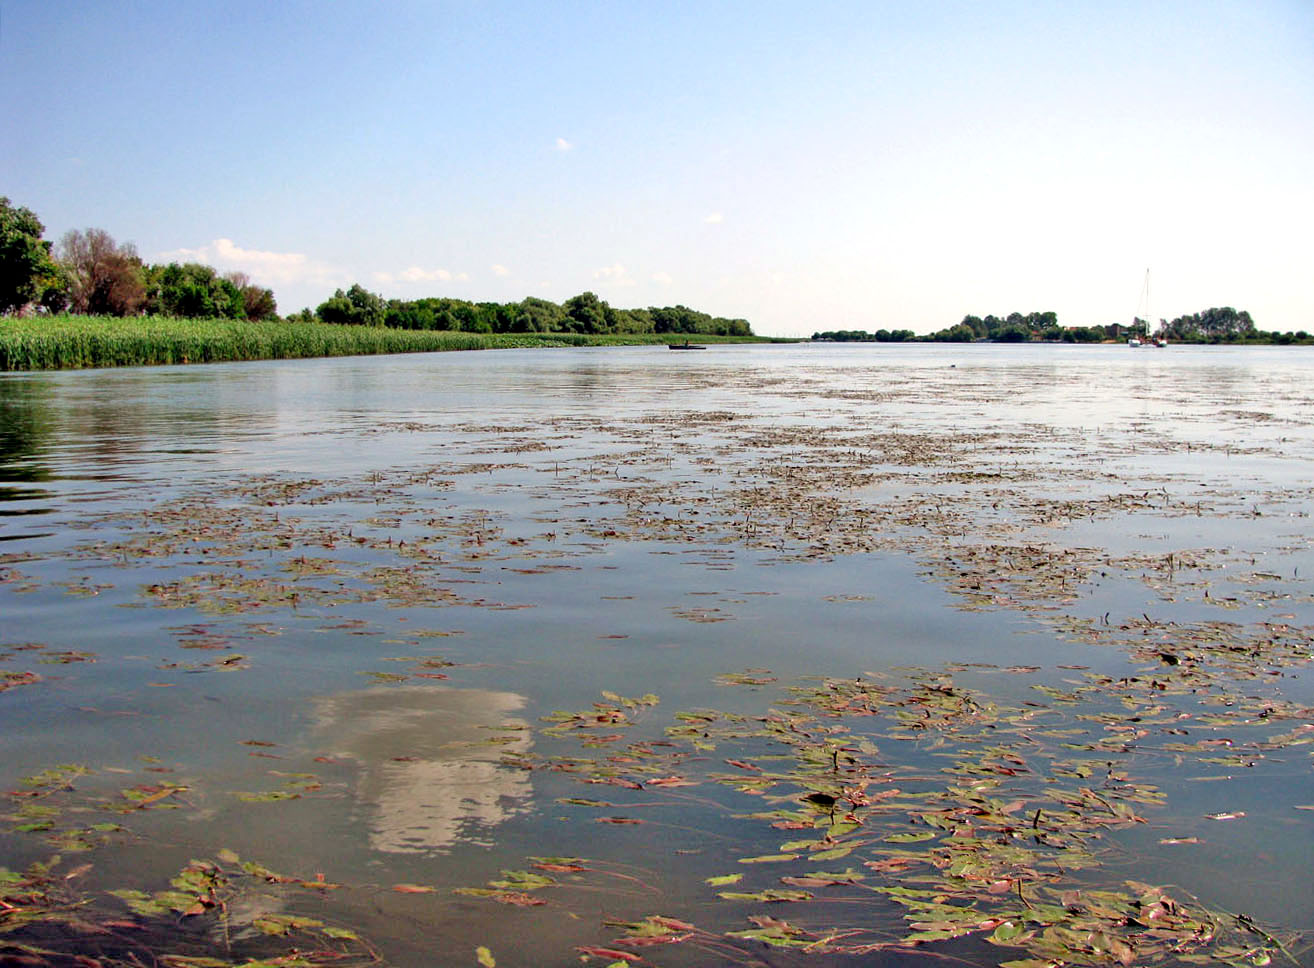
2;343;1312;966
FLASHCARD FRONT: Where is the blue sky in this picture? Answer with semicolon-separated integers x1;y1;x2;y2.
3;0;1310;335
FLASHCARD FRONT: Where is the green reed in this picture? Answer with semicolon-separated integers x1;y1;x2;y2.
0;316;665;370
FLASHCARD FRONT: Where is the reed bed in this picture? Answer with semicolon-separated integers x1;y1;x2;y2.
0;317;771;370
0;316;591;370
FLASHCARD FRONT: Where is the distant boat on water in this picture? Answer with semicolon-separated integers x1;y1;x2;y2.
1130;269;1167;347
668;340;706;350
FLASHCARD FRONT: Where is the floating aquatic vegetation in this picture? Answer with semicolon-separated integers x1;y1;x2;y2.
505;665;1312;965
1;642;102;694
0;850;375;967
715;669;777;687
1;669;42;692
2;756;372;965
541;692;660;738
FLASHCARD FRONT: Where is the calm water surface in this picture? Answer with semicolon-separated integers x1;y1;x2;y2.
2;343;1312;966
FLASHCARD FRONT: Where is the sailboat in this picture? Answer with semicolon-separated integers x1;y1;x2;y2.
1132;269;1167;347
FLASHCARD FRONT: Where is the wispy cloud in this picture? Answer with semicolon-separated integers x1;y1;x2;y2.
651;271;674;285
555;137;573;152
157;238;338;287
593;263;636;287
491;264;510;277
374;266;469;285
703;212;724;224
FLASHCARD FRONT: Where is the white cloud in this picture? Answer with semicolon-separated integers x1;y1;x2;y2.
374;266;469;286
491;264;510;277
401;266;453;283
703;212;724;224
157;238;338;287
593;263;636;287
651;271;674;285
555;137;573;152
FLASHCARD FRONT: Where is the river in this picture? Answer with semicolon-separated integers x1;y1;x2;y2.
2;343;1312;966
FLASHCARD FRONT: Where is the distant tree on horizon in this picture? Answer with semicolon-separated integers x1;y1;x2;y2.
315;283;753;338
317;283;386;326
923;311;1059;342
223;271;279;321
1161;307;1256;341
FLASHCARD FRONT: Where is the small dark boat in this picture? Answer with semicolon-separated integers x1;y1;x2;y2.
668;340;706;350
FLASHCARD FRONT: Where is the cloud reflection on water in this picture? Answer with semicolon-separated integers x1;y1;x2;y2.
314;685;532;853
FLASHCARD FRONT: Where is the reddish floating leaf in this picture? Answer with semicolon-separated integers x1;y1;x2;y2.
575;947;642;961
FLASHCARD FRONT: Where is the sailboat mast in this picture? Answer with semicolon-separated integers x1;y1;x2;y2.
1139;268;1151;337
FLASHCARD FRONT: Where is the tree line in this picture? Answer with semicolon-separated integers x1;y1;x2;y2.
2;199;278;321
815;313;1105;343
924;308;1306;344
810;328;917;343
819;308;1308;345
2;197;754;338
296;284;752;337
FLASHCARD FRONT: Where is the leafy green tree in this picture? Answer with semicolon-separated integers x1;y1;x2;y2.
316;283;385;326
716;316;752;336
57;228;146;316
513;297;566;332
1161;307;1256;342
345;283;386;325
1199;307;1254;338
316;291;353;324
223;271;278;320
144;262;244;318
959;315;987;338
814;330;871;342
456;303;489;333
479;301;517;333
1;197;64;314
563;291;608;333
926;310;1058;342
384;298;436;329
813;328;918;342
650;304;714;334
607;306;650;333
36;264;71;313
930;323;977;342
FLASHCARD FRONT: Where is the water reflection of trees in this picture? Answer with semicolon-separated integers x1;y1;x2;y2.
314;686;533;853
7;370;286;479
62;372;256;470
0;376;54;481
0;377;56;531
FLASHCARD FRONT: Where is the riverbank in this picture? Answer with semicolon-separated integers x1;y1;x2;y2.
0;315;782;370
